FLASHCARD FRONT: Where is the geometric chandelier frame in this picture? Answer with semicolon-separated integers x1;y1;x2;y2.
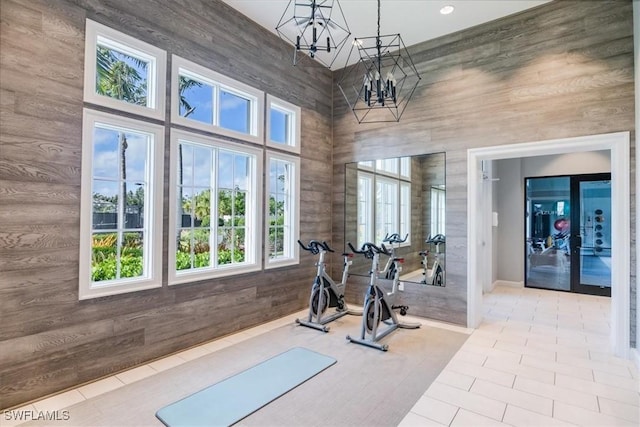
276;0;351;68
337;0;420;123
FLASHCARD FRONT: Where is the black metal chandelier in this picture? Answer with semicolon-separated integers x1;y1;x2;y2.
276;0;351;68
337;0;421;123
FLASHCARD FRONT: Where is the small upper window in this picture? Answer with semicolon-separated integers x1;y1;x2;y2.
171;55;264;144
266;95;301;153
83;19;166;120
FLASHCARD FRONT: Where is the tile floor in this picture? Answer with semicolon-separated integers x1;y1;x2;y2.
3;285;638;426
399;285;639;427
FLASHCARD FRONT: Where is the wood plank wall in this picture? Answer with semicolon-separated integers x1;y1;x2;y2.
332;0;635;326
0;0;333;409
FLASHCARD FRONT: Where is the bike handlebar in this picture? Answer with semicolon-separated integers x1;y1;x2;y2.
426;234;445;244
297;239;335;255
348;241;391;257
383;233;408;244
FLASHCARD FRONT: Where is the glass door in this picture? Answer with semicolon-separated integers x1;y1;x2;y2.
570;174;611;296
524;176;571;291
524;173;611;297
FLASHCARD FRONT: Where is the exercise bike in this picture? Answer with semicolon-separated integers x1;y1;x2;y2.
346;242;420;351
296;240;360;332
379;233;408;280
420;234;445;286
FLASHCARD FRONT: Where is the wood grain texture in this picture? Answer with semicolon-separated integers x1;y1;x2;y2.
0;0;332;409
332;0;635;325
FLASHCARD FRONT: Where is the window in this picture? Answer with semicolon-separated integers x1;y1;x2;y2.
266;95;301;153
375;177;398;243
265;152;300;268
357;172;374;247
430;185;446;236
79;109;164;299
83;19;166;120
168;130;262;285
171;55;263;144
356;158;412;247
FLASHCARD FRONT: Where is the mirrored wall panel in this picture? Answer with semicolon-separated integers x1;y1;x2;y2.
345;153;446;286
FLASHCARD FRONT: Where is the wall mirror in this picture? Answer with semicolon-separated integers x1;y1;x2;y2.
344;153;446;286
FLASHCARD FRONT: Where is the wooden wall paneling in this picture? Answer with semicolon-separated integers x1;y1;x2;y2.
0;0;333;408
332;0;635;327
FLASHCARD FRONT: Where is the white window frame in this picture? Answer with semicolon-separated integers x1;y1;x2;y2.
375;176;399;243
431;185;446;237
265;151;300;269
171;55;264;144
83;19;166;120
168;129;263;285
79;109;164;299
266;95;301;154
357;171;374;248
357;162;412;247
400;181;411;240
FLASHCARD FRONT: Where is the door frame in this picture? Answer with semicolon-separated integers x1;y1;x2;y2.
570;173;612;296
467;132;630;358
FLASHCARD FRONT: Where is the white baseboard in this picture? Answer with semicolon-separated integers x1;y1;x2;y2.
493;280;524;289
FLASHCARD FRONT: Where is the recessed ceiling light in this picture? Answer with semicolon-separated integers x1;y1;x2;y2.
440;5;455;15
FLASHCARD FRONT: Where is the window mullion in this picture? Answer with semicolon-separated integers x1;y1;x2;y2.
212;148;219;269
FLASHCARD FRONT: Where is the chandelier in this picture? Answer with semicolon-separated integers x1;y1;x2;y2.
276;0;351;68
337;0;421;123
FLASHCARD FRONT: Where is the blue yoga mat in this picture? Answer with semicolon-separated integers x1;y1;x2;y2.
156;347;336;427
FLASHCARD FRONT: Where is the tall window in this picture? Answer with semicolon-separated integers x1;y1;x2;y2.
266;152;300;268
356;158;411;247
357;172;374;247
431;185;446;236
266;95;301;154
171;55;263;144
79;110;164;299
80;20;166;299
168;130;262;285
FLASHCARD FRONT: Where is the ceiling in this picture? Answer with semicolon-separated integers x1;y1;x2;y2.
220;0;552;70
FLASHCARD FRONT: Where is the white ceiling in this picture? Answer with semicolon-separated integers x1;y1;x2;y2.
220;0;552;69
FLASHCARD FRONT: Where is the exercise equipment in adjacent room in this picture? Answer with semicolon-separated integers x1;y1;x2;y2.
296;240;361;332
346;242;420;351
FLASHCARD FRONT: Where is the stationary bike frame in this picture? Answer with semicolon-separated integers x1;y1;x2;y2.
296;240;359;332
346;242;420;351
379;233;408;280
420;234;445;286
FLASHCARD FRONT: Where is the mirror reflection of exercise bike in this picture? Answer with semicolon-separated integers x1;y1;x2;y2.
346;242;420;351
380;233;408;280
296;240;360;332
420;234;445;286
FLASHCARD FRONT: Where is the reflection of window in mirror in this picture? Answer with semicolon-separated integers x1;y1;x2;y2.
356;158;412;247
430;185;446;237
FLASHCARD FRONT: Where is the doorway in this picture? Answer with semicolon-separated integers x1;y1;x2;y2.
467;131;630;357
525;173;612;296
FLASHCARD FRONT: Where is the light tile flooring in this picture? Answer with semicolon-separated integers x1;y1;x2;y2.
399;285;639;427
3;285;638;426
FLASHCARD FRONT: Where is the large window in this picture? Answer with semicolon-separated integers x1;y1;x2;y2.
357;158;411;247
79;110;164;299
168;130;262;285
265;152;300;268
171;55;263;144
83;19;166;120
82;21;303;296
